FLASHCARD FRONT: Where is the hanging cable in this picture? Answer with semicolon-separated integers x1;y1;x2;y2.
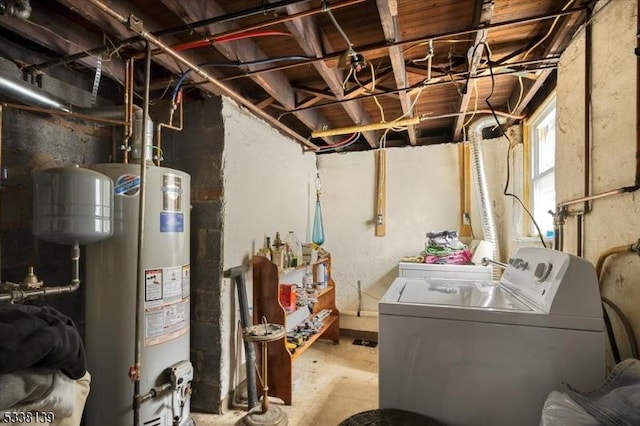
602;297;639;360
477;41;548;247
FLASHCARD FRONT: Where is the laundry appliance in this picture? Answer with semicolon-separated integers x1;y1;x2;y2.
379;247;605;426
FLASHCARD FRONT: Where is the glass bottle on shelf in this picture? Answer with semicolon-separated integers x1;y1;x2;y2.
284;231;302;267
272;232;284;268
312;174;325;245
258;236;272;261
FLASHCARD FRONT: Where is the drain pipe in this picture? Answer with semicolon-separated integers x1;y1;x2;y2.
469;116;503;279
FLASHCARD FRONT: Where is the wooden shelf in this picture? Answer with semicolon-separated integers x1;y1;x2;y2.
290;313;339;361
252;254;339;406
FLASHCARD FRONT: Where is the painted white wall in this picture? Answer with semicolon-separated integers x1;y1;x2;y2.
317;144;460;325
220;98;317;402
556;0;640;365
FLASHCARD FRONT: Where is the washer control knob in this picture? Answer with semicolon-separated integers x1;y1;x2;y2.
534;262;552;282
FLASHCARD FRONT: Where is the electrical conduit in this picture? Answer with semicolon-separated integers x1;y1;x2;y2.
469;116;502;279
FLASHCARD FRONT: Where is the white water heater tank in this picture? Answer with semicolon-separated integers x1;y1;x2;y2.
85;163;192;426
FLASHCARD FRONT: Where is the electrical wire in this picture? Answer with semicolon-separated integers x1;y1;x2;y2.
170;55;311;105
524;0;574;59
479;41;548;248
315;132;361;153
509;75;524;114
602;297;640;360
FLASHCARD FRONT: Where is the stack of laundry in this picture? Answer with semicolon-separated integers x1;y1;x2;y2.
423;230;472;265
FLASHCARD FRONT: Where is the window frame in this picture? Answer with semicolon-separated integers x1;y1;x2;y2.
523;92;556;238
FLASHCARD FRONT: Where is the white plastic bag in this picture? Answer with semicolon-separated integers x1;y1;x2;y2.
539;391;601;426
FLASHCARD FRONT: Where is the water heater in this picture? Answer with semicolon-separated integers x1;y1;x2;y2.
85;163;192;426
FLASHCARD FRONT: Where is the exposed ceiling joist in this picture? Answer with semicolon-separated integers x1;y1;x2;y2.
271;1;379;147
453;0;494;141
376;0;417;145
0;0;592;151
158;0;339;145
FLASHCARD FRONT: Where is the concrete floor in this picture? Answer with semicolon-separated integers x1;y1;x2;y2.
191;336;378;426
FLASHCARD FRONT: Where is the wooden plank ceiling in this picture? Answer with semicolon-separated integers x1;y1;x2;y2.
0;0;593;152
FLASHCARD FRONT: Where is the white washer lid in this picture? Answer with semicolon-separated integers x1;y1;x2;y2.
398;262;489;273
380;278;604;331
398;278;533;311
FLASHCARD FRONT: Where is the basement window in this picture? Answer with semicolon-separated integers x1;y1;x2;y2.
526;94;556;238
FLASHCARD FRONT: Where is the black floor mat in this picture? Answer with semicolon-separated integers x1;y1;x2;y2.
352;338;378;347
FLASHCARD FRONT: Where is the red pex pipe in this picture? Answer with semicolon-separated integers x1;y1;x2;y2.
173;31;292;52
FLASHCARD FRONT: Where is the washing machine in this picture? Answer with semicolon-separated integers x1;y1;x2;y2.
379;247;605;426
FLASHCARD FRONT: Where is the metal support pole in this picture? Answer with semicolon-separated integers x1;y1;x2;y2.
225;265;259;410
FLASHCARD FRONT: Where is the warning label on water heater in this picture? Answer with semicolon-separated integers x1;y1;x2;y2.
143;264;191;346
144;299;189;347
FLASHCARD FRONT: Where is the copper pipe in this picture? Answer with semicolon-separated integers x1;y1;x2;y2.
1;102;126;126
595;240;640;284
557;186;634;208
85;0;317;149
155;100;183;166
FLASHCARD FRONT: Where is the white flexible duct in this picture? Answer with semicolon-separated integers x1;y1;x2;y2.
469;116;505;279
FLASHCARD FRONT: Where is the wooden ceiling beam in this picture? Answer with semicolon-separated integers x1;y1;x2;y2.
452;0;494;141
269;1;378;148
376;0;417;145
294;86;336;101
255;96;276;110
158;0;339;145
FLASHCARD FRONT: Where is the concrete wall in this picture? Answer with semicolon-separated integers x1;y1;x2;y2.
556;0;640;364
317;145;460;330
220;98;317;405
